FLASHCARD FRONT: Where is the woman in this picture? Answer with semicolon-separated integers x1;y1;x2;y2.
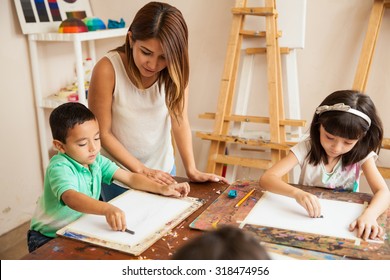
88;2;228;200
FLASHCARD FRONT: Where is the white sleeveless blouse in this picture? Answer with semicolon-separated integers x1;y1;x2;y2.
103;51;174;174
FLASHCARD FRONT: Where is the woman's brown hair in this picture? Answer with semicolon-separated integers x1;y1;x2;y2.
114;2;189;121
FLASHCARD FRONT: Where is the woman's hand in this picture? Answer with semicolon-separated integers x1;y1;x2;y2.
142;167;177;185
187;169;229;184
160;182;191;197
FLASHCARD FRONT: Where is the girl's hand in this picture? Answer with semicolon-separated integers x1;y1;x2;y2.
161;182;190;197
103;204;127;232
187;169;229;184
143;167;176;185
294;189;322;218
349;211;384;240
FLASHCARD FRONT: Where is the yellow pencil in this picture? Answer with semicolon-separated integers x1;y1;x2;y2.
234;188;256;208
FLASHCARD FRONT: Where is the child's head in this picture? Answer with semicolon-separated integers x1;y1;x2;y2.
172;226;271;260
50;102;100;167
309;90;383;166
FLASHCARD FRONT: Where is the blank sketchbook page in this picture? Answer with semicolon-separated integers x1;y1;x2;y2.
57;189;203;255
243;192;366;240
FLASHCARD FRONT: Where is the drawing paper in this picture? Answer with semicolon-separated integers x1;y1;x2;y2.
243;191;366;240
57;189;203;255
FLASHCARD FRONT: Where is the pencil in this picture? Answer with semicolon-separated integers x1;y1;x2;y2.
234;188;256;208
125;228;135;235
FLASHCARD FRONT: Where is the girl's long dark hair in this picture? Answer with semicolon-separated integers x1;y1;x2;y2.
308;90;383;166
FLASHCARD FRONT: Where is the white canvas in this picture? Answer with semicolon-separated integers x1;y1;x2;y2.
57;189;203;255
243;191;367;240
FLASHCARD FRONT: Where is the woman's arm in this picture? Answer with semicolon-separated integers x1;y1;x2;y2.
259;151;322;218
88;56;147;174
113;168;190;197
171;87;228;184
349;157;390;240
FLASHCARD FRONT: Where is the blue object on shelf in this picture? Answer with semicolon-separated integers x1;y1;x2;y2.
108;18;126;29
83;17;106;31
228;190;237;198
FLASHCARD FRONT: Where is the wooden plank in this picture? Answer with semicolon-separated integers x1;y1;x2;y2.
382;137;390;149
199;112;306;127
273;0;288;181
239;30;282;38
231;7;276;16
214;155;272;169
207;0;247;174
196;131;293;150
352;1;390;178
378;166;390;178
240;30;266;37
265;0;282;164
352;0;385;91
246;47;290;55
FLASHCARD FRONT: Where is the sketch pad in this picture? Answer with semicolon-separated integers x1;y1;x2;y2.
242;192;366;240
57;189;204;256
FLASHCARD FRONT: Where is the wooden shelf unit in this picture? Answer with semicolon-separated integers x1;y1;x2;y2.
28;28;128;173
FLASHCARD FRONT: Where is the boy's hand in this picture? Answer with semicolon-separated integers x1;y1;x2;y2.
294;189;322;218
103;203;127;231
161;182;190;197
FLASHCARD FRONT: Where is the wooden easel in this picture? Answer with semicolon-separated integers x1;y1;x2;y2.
196;0;305;178
352;0;390;178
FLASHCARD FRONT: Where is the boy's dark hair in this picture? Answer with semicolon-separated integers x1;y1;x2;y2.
49;102;96;143
308;90;383;166
172;226;271;260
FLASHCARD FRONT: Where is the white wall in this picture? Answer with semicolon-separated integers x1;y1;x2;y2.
1;0;389;235
0;0;44;235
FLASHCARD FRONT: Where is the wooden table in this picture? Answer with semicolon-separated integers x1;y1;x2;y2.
21;178;228;260
21;179;390;260
190;180;390;260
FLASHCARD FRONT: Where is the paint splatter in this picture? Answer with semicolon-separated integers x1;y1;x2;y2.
52;246;63;252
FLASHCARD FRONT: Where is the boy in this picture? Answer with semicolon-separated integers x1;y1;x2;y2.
27;102;190;252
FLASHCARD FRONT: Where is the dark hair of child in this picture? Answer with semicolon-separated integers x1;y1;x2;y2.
49;102;96;143
308;90;383;166
172;226;271;260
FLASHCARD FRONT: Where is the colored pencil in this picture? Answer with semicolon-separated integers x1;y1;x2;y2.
235;188;255;208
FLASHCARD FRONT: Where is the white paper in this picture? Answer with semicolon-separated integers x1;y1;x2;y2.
60;189;197;246
243;192;366;240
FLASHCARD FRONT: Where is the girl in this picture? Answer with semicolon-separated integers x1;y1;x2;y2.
88;2;228;200
259;90;390;240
